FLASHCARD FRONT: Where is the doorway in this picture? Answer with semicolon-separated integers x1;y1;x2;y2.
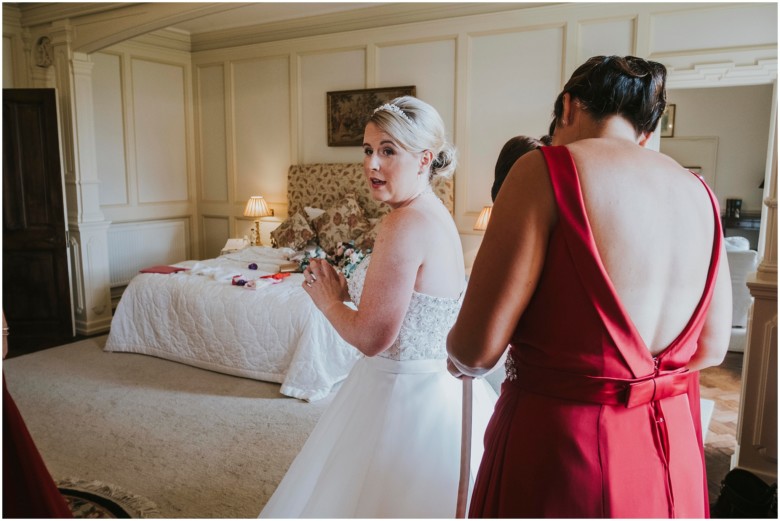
3;88;74;355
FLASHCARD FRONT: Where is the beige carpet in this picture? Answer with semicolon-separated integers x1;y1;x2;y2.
3;336;332;518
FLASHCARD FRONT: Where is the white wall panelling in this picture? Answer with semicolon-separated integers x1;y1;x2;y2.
3;35;14;87
660;136;720;196
132;58;189;203
375;38;457;135
202;215;231;260
197;64;229;203
649;4;776;56
4;1;777;324
92;52;129;206
187;2;776;247
662;85;773;213
2;7;30;88
300;48;367;164
92;40;197;224
649;4;777;88
577;17;635;62
465;26;564;219
232;55;291;206
107;219;189;286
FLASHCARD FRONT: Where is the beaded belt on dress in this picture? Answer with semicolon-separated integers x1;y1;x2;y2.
505;354;691;408
367;355;447;374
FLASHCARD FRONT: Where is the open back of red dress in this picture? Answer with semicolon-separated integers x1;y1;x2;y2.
468;146;722;518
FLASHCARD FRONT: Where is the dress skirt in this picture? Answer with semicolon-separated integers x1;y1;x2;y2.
3;378;73;518
259;356;497;518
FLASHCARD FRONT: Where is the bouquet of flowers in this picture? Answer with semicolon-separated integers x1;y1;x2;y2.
294;246;328;273
331;242;370;279
294;241;370;279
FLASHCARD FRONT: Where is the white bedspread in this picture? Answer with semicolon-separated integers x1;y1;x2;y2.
104;247;361;401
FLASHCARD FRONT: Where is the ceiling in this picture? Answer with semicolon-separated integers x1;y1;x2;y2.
9;2;553;52
168;3;384;35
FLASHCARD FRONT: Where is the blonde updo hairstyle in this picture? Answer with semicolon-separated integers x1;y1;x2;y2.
367;95;457;180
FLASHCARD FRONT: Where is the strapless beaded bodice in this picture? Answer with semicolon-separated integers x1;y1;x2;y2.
347;255;463;361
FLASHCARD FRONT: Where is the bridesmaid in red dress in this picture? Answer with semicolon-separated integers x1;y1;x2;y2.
447;55;732;518
3;314;72;518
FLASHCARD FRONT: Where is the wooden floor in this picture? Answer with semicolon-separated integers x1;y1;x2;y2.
700;351;743;507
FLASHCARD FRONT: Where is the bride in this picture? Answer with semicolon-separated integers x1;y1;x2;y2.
259;96;497;518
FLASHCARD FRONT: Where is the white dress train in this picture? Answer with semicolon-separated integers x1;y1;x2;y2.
259;255;498;518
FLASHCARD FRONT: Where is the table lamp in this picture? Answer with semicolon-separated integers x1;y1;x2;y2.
473;205;492;231
244;196;272;246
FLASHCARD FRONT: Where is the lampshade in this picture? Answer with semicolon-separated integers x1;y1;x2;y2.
243;196;272;218
473;205;492;231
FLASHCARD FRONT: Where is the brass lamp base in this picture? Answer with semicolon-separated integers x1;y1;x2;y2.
251;219;262;246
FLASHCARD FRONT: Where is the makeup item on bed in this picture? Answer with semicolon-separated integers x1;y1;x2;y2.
260;272;291;281
221;237;250;254
139;265;189;274
279;262;302;273
232;272;290;289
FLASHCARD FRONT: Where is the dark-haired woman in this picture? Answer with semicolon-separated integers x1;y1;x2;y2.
447;56;731;517
491;135;550;202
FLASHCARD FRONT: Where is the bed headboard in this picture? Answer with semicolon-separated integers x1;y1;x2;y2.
287;163;454;219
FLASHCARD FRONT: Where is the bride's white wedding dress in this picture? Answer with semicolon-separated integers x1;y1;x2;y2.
259;255;498;518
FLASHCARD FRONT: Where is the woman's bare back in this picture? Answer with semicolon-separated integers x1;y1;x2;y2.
568;138;717;355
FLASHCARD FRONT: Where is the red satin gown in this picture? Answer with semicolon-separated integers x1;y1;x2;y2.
468;146;721;518
3;378;73;518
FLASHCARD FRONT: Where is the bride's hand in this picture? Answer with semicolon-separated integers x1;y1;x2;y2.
303;259;349;312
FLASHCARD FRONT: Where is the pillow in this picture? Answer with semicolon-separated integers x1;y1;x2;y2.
312;193;371;254
357;217;382;250
724;236;750;252
270;211;316;250
304;206;326;222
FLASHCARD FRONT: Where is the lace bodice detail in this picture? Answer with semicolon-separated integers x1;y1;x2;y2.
347;255;463;361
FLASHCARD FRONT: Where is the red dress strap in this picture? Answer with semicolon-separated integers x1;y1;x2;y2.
539;146;724;376
660;171;723;364
539;146;650;377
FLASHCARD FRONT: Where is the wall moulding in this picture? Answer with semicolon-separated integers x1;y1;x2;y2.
665;58;778;89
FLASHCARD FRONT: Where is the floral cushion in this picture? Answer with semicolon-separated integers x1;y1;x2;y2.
357;217;382;250
312;193;371;254
270;211;316;250
287;163;455;219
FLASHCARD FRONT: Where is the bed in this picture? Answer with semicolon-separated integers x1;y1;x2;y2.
105;163;453;401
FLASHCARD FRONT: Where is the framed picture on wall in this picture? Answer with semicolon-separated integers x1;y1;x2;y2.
660;104;675;137
327;86;416;146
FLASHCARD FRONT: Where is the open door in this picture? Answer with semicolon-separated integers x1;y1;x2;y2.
3;88;73;355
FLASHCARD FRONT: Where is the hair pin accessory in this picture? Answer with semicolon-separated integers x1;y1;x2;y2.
373;103;415;126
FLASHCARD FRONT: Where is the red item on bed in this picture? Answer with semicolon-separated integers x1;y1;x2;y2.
260;272;292;280
139;265;189;274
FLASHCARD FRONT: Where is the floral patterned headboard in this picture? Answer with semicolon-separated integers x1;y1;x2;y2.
287;163;454;219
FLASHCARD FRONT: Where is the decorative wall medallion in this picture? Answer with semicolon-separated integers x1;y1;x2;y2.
35;36;53;68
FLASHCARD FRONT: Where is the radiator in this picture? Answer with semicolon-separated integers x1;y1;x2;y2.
108;219;188;287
